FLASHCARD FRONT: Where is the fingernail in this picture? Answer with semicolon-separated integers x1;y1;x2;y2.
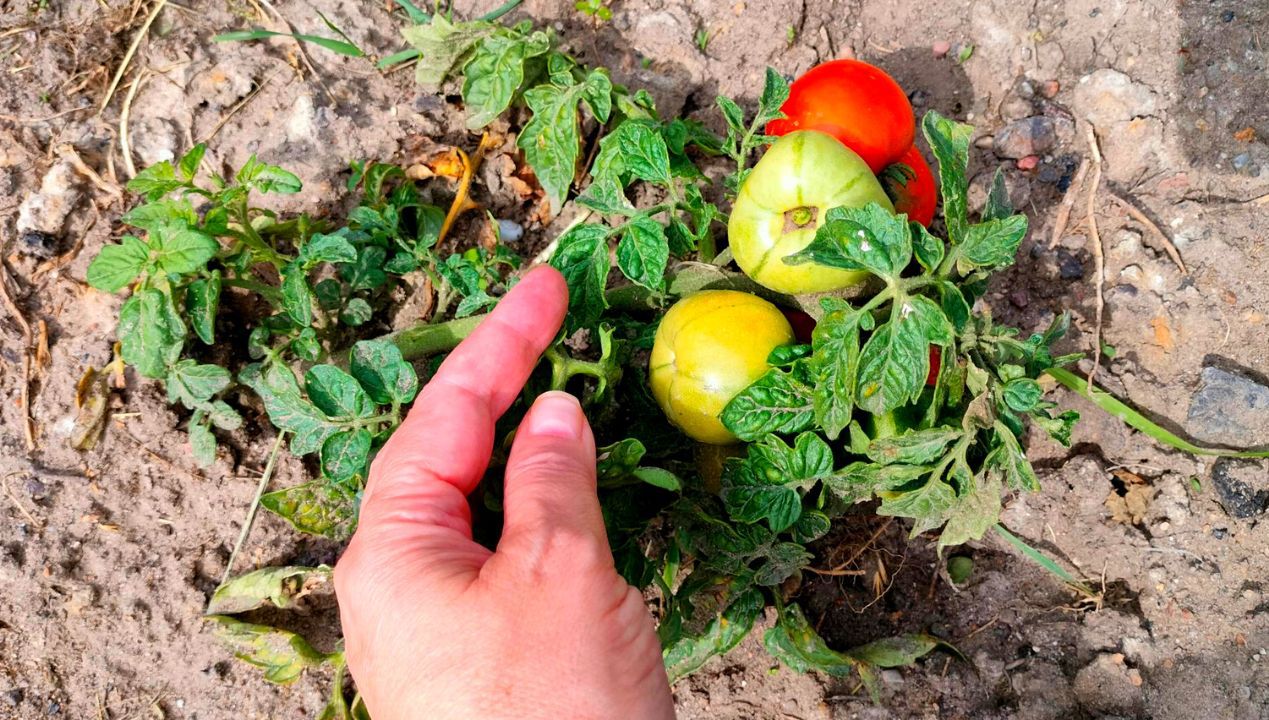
525;391;583;440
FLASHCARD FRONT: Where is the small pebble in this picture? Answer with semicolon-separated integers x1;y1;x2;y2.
1017;155;1039;170
932;41;951;58
1221;10;1235;22
25;478;47;501
1041;79;1061;98
497;219;525;243
3;689;23;707
1009;288;1029;308
1212;527;1229;539
1059;254;1085;279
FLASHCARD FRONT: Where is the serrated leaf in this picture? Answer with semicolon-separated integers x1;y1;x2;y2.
549;223;610;332
664;589;763;684
189;414;217;467
126;161;185;200
867;427;963;466
402;15;497;90
715;96;745;135
187;270;221;344
580;68;613;123
305;365;375;419
151;222;219;275
956;214;1028;271
856;295;952;415
207;566;332;615
754;542;812;586
518;82;585;215
121;198;199;232
810;308;863;440
721;363;815;441
341;246;388;291
722;463;801;533
178;144;206;180
340;297;373;326
260;481;358;540
615;215;668;290
764;604;855;677
290;328;322;362
321;429;372;483
921;111;973;242
167;360;232;406
240;363;339;456
118;289;185;378
599;120;672;186
785;203;912;282
208;616;331;684
1002;378;1043;412
911;221;945;272
877;476;958;520
349;339;419;405
462;31;552;129
597;438;646;483
938;469;1002;550
237;156;302;194
280;262;314;327
87;235;150;292
756;67;790;124
299;233;358;267
791;510;831;543
1032;409;1079;447
988;421;1039;491
983;167;1012;221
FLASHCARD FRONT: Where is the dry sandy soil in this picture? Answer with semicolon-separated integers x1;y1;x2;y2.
2;0;1268;718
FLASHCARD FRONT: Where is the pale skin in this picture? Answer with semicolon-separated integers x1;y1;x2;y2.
334;266;676;720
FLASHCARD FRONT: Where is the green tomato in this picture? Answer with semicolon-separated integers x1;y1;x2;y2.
728;130;894;294
649;290;794;444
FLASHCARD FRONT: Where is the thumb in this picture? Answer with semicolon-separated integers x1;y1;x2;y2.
496;391;609;566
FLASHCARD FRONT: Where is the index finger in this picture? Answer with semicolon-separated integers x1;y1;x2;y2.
361;266;568;523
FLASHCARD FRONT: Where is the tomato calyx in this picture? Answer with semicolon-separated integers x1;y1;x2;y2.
782;206;819;233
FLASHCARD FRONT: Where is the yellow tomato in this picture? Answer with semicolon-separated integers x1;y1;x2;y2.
649;290;794;444
728;130;894;294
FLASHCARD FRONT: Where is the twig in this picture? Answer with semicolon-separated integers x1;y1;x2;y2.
198;70;279;144
221;431;287;586
119;69;151;179
1247;193;1269;206
55;144;124;202
1106;192;1187;275
0;106;92;125
0;262;35;451
3;472;42;529
1047;159;1089;248
1084;124;1105;394
99;0;168;113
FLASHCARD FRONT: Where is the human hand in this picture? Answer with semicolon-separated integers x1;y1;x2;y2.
334;266;675;720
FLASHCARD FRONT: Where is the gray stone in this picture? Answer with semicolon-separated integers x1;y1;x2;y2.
1209;458;1268;519
1072;69;1159;127
994;116;1057;159
1186;366;1269;447
1072;654;1143;715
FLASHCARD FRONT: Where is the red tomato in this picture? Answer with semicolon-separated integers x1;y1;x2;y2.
766;59;915;173
926;346;941;386
780;307;817;345
880;145;938;227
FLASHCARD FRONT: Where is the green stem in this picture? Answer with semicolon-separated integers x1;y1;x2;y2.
934;246;961;279
219;277;283;304
220;431;287;587
478;0;523;20
388;314;484;360
234;199;289;268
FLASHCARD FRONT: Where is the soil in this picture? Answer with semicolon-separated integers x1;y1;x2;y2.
2;0;1268;718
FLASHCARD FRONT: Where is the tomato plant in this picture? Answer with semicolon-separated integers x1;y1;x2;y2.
880;144;938;227
86;12;1139;716
766;59;915;173
650;291;795;444
728;130;893;294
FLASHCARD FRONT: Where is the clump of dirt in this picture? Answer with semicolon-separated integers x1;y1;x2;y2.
2;0;1268;718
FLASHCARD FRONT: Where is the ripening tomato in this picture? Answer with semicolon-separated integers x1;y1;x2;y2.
728;130;894;295
649;291;795;444
880;145;938;227
766;59;915;173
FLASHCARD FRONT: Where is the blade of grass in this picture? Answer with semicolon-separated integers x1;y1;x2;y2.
213;28;365;57
993;524;1094;596
479;0;524;21
314;9;359;47
1047;367;1269;459
377;47;421;69
393;0;430;23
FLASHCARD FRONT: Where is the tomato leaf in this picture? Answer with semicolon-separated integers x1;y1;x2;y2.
518;78;596;214
280;262;315;328
167;359;232;406
856;295;952;414
987;421;1040;491
549;223;611;332
846;634;946;668
809;307;864;440
982;167;1012;221
721;361;816;441
298;233;358;267
615;215;669;291
320;429;372;483
877;475;957;521
261;481;358;540
240;363;340;456
403;15;497;90
462;31;552;129
910;221;945;273
305;365;375;419
186;270;221;344
866;427;963;466
955;214;1028;271
87;235;150;292
938;469;1003;550
126;160;185;200
118;289;185;378
349;339;419;405
921;111;973;242
764;604;856;676
189;412;217;467
151;221;219;275
785;203;912;283
208;616;332;684
663;589;763;684
207;566;332;615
